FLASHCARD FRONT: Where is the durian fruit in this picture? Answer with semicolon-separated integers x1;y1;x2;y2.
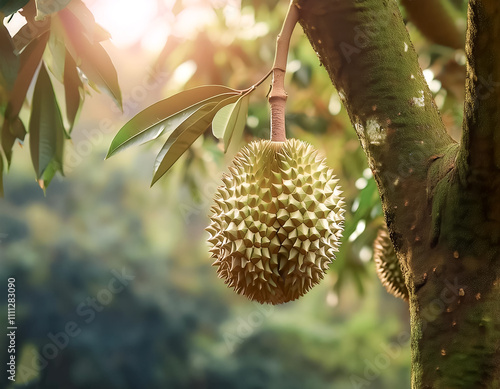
373;226;409;301
206;139;345;304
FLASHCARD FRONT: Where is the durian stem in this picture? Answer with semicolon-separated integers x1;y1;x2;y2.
269;1;299;142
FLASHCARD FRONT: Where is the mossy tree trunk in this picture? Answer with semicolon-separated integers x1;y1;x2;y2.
295;0;500;387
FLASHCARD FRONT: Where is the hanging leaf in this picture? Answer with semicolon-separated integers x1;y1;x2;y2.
5;31;49;120
0;0;29;15
64;0;110;43
151;95;239;185
38;157;59;192
10;116;26;141
63;49;83;132
0;120;15;166
0;22;19;94
1;116;26;168
107;85;240;158
35;0;71;20
12;1;51;53
29;64;65;179
212;94;249;152
224;95;249;152
59;8;121;108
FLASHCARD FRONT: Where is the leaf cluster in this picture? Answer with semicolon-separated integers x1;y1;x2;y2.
107;82;257;186
0;0;121;194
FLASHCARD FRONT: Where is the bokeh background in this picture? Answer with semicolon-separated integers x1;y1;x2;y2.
1;0;468;387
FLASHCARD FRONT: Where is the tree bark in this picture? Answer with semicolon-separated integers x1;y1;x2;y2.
295;0;500;387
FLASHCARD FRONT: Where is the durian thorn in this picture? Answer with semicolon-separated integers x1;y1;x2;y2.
269;0;299;142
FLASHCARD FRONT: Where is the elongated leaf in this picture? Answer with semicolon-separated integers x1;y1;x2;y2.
106;85;240;158
35;0;71;20
45;19;66;82
151;95;239;185
0;152;3;196
0;23;19;93
38;157;58;192
63;49;83;132
9;116;26;141
224;94;249;152
12;19;50;53
1;118;18;166
212;104;232;139
59;8;121;107
79;42;121;108
5;31;49;120
0;0;29;15
29;64;65;179
65;0;110;43
212;94;249;152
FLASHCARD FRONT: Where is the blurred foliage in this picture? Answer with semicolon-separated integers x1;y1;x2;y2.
0;0;469;387
1;139;410;388
1;0;121;193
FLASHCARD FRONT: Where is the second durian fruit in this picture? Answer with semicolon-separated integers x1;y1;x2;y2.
373;226;409;301
207;139;345;304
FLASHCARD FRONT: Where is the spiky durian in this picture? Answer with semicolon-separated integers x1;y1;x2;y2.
373;226;408;301
206;139;345;304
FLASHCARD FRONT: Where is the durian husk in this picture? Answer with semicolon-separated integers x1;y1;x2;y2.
373;226;409;301
207;139;345;304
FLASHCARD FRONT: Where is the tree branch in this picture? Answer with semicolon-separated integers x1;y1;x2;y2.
401;0;465;50
458;0;500;182
295;0;455;249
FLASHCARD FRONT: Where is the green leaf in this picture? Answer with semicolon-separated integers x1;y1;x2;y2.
107;85;240;158
64;0;110;43
0;152;3;196
45;25;66;82
63;49;83;132
5;30;49;120
9;116;26;141
35;0;71;20
344;178;378;239
77;42;121;108
212;94;249;152
59;9;121;108
1;120;16;167
0;0;29;15
292;62;313;88
0;117;25;166
29;63;65;179
0;22;19;93
151;95;239;185
38;157;58;192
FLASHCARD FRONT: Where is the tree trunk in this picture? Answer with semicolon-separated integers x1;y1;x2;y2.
295;0;500;387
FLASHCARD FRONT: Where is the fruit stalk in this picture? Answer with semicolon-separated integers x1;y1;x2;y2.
269;1;299;142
